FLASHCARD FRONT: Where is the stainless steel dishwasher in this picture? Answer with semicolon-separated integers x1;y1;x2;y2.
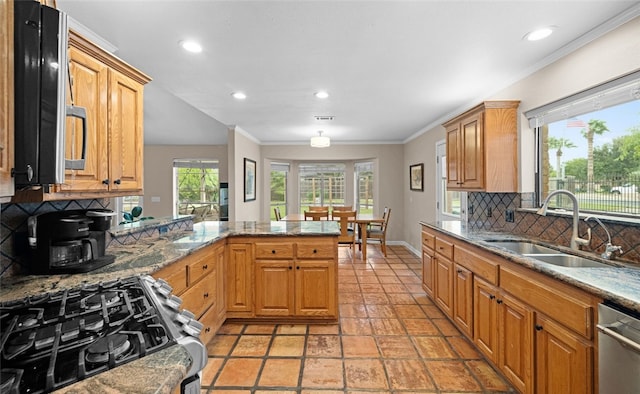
598;303;640;394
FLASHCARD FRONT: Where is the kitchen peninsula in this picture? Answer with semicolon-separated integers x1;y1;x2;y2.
0;219;340;393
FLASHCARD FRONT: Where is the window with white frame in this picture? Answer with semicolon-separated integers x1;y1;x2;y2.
355;161;374;214
270;162;289;219
298;163;345;211
173;159;220;220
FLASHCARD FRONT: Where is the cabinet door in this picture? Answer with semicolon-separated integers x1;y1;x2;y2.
453;264;473;337
226;243;253;314
535;314;593;394
446;122;460;189
109;69;144;192
58;46;109;192
434;256;454;317
460;112;484;189
0;0;14;200
499;292;534;394
255;260;294;316
181;270;216;318
214;243;226;323
473;277;499;363
295;260;337;317
422;250;435;298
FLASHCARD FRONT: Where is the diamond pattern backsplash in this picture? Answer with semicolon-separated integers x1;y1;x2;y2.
468;192;640;265
1;199;110;277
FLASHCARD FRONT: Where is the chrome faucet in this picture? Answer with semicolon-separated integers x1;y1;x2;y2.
585;216;623;260
537;190;590;251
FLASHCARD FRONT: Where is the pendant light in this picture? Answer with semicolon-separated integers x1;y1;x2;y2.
310;131;330;148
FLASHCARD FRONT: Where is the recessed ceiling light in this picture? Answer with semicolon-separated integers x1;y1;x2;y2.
179;40;203;53
314;91;329;99
232;92;247;100
524;27;555;41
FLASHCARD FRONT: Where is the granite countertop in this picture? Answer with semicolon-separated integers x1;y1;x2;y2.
421;220;640;313
0;220;339;393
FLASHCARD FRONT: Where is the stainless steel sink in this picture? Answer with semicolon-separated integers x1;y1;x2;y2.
529;254;611;268
486;240;560;255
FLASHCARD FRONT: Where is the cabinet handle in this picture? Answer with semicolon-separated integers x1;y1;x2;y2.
535;324;543;331
113;179;121;185
313;249;317;253
489;295;496;300
203;292;209;298
289;266;293;270
205;327;211;333
457;269;463;274
496;299;503;304
102;179;109;185
296;266;300;270
203;265;208;270
272;250;276;254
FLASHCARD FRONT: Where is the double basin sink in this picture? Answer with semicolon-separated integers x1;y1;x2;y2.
485;240;611;268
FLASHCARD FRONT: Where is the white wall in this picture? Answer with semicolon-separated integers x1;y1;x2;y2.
143;145;228;218
229;126;262;221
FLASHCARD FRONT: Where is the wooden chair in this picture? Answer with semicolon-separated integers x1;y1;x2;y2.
331;206;352;218
304;210;329;221
332;210;357;255
367;207;391;256
308;206;329;213
273;207;282;221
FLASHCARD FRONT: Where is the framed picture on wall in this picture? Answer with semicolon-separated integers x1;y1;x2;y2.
410;163;424;191
244;158;257;201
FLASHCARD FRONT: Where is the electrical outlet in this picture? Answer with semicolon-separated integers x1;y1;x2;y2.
469;204;474;215
505;209;515;223
487;207;492;217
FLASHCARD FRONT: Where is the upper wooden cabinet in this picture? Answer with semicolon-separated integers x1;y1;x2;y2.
0;0;14;202
11;30;150;202
444;101;520;192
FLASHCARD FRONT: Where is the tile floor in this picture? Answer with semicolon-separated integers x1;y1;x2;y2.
200;245;516;393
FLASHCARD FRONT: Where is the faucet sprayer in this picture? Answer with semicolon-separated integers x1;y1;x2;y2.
585;216;623;260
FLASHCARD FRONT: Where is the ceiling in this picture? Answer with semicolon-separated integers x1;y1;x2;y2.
56;1;640;146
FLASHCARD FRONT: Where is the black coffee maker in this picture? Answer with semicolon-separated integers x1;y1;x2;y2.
28;210;116;274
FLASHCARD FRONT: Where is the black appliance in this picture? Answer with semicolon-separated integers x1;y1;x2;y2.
0;275;207;393
13;0;87;187
219;182;229;221
27;210;115;274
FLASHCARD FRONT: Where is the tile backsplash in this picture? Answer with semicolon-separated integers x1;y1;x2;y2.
468;192;640;264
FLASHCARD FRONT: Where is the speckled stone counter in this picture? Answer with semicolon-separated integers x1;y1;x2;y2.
421;220;640;313
0;220;339;393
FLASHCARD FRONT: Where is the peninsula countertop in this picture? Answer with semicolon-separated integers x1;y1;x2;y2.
420;220;640;313
0;220;340;394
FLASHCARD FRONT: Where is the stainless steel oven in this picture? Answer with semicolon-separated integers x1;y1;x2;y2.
597;303;640;394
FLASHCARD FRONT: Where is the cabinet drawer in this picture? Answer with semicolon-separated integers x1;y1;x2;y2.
153;263;187;295
455;245;499;285
297;242;335;259
255;242;294;259
181;271;217;318
422;230;435;250
500;266;594;339
435;238;454;260
187;247;214;285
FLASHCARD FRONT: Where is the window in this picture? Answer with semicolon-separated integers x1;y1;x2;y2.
270;162;288;219
436;140;464;220
114;195;143;224
527;71;640;217
173;159;219;221
298;163;345;211
355;161;374;214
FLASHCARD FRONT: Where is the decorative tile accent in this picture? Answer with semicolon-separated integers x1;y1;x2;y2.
106;216;193;247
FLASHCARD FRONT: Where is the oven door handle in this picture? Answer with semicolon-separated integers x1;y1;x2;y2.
597;323;640;354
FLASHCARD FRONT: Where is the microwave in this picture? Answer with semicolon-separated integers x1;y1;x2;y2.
13;0;87;187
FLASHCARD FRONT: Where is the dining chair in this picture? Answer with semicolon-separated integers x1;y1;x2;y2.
332;210;357;256
331;206;352;219
273;207;282;221
304;210;329;221
367;207;391;256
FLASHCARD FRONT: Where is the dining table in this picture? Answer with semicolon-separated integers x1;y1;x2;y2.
281;213;385;260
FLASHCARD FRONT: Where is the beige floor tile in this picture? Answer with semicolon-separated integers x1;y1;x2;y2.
339;303;368;318
425;360;482;391
206;335;238;356
362;292;390;304
306;334;342;357
339;283;361;292
344;359;389;390
258;358;301;387
381;283;408;293
200;357;224;386
269;335;306;356
365;304;397;318
393;304;427;318
357;275;380;284
276;324;308;335
387;293;419;304
384;359;436;390
340;292;365;304
466;360;513;391
421;305;445;319
432;318;461;336
214;358;263;387
216;323;245;334
308;324;340;335
370;318;406;335
403;318;440;335
340;318;373;335
342;335;379;358
412;336;457;359
301;358;344;389
378;276;402;284
243;324;276;334
231;335;271;357
448;336;482;359
375;336;420;359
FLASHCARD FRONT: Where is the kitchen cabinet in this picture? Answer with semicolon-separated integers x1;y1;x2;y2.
10;31;150;202
444;100;520;192
255;238;337;319
0;0;14;202
421;224;600;394
421;229;435;297
226;241;254;317
152;241;224;346
433;237;454;318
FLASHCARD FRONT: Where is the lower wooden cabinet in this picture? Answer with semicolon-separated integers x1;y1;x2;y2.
421;224;599;394
226;242;254;316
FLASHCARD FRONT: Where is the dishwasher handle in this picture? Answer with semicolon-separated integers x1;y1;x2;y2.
597;323;640;354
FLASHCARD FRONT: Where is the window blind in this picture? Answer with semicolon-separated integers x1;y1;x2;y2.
173;159;219;169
